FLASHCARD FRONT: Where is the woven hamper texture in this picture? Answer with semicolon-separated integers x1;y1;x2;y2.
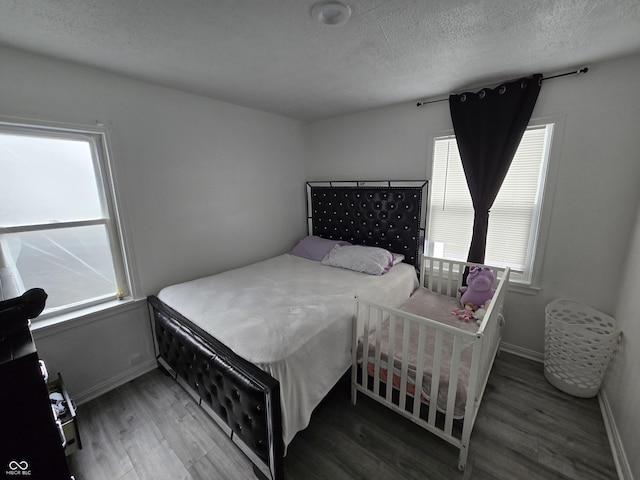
544;298;619;398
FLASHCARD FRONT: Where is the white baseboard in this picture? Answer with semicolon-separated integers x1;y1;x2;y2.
499;342;544;363
73;358;158;406
599;389;634;480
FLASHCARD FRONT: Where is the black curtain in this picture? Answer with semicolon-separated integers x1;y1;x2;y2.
449;74;542;264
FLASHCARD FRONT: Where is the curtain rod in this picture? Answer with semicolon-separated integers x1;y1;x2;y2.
416;67;588;107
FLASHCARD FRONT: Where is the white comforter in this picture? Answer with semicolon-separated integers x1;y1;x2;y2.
158;253;418;447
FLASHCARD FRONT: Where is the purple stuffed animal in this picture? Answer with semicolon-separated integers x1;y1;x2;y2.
459;266;495;308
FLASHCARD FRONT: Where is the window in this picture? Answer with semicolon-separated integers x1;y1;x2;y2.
427;121;557;284
0;120;129;317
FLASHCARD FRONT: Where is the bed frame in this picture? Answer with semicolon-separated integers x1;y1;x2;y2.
148;180;428;480
352;256;510;471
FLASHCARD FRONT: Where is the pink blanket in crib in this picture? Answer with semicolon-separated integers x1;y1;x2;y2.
358;288;478;417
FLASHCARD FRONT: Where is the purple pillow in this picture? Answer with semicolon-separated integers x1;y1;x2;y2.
290;236;351;261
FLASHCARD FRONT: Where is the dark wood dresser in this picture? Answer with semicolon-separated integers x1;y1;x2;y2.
0;289;75;480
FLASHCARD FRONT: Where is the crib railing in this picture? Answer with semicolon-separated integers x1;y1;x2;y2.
351;256;509;470
420;256;505;298
422;257;509;405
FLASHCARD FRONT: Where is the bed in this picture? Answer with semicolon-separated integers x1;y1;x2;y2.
352;256;510;470
147;180;428;480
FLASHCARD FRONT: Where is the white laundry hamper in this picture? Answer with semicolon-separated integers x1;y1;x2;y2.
544;298;620;398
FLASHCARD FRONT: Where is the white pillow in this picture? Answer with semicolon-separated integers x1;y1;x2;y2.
321;245;395;275
391;253;405;265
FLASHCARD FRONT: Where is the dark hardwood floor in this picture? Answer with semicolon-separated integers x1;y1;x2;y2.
68;352;618;479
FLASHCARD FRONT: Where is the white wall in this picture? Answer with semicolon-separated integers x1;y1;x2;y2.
0;46;309;400
308;52;640;478
605;198;640;479
33;301;154;405
309;52;640;357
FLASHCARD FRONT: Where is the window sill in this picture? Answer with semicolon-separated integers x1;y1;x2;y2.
30;297;146;338
507;281;542;296
420;266;542;296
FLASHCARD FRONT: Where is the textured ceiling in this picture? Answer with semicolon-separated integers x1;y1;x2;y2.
1;0;639;122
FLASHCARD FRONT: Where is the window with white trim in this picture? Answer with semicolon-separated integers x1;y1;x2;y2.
427;122;555;284
0;121;129;317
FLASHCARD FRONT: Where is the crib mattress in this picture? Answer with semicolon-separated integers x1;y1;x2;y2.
157;253;418;446
358;287;478;417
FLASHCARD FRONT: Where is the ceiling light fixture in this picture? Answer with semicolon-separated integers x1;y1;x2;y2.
311;1;351;26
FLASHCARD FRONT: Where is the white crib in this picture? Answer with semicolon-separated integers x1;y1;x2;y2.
351;255;510;470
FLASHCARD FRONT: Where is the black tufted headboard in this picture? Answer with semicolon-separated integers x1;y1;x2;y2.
307;181;428;267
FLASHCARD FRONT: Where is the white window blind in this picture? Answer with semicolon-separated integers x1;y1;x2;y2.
428;124;553;282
